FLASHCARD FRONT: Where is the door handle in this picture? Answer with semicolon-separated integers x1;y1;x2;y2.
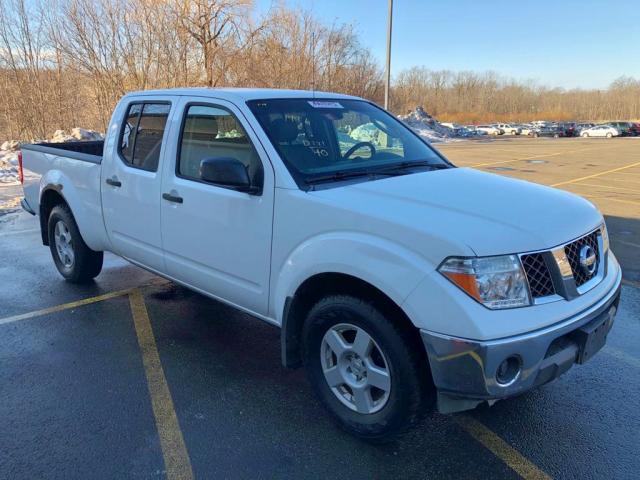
162;192;183;204
105;177;122;187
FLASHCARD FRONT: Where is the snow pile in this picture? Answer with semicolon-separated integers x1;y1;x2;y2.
49;127;103;143
0;148;19;185
398;106;467;143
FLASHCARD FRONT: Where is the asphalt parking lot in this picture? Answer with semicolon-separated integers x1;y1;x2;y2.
1;137;639;479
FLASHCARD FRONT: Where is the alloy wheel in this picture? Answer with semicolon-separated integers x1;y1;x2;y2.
54;220;75;268
320;323;391;414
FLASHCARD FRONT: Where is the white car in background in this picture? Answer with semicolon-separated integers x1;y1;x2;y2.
580;125;619;138
476;125;502;135
519;124;535;136
496;124;521;135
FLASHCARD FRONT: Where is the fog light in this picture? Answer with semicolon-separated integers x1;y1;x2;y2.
496;356;521;386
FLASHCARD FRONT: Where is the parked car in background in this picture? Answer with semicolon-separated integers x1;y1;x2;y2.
530;125;562;138
580;125;620;138
629;123;640;136
577;123;595;134
558;123;578;137
608;122;633;136
476;125;502;135
519;124;535;136
496;124;521;135
465;125;488;135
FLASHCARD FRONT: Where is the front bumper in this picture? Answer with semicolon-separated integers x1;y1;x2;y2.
421;268;622;414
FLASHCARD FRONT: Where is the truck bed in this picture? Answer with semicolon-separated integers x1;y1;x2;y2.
21;140;104;164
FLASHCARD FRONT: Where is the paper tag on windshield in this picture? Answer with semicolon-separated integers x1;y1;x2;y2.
308;101;343;109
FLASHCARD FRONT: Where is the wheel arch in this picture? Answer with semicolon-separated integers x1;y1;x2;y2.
39;186;68;246
281;272;426;369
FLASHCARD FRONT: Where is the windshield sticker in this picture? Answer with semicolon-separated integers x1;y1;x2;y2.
308;101;344;109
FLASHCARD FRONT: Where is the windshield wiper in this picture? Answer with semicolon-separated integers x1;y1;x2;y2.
304;169;395;188
377;161;450;174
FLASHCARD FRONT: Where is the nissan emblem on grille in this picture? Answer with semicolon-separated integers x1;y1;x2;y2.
579;245;597;275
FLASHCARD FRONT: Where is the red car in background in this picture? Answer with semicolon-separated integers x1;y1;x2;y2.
629;123;640;136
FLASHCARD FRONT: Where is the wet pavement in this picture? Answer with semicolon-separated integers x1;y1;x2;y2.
1;137;639;479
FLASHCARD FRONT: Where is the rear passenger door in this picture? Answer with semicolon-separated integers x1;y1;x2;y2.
159;98;274;315
102;98;173;272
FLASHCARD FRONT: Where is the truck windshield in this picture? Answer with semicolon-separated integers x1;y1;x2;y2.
247;98;449;187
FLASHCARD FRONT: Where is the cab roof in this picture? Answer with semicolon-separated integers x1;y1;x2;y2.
123;87;362;103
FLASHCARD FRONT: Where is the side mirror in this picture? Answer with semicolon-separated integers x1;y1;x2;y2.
199;157;258;193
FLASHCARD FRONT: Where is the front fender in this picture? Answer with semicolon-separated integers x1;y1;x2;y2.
271;231;434;325
40;165;108;252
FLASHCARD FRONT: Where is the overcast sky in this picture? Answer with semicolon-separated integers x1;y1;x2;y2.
256;0;640;89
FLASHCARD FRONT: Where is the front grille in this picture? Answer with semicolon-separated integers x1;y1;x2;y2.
564;231;600;286
521;253;555;298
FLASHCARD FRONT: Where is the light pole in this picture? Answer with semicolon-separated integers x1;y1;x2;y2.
384;0;393;110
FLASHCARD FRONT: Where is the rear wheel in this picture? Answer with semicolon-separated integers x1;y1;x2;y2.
48;205;103;283
606;132;613;138
582;132;589;137
302;295;432;442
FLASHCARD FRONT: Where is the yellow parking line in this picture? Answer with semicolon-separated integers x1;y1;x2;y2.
567;182;640;194
129;289;193;480
0;228;40;237
455;416;551;480
551;161;640;187
601;175;640;185
605;347;640;369
622;278;640;288
578;195;640;207
471;145;615;168
0;287;135;326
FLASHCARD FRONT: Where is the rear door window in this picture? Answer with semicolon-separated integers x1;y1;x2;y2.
119;102;171;172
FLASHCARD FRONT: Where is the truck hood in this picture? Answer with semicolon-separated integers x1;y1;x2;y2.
310;167;603;257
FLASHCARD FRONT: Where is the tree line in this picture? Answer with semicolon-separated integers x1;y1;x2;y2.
1;0;638;141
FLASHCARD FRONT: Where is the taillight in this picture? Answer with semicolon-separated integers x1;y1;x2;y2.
17;150;24;184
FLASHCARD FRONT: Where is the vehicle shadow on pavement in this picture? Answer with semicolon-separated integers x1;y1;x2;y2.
141;283;518;479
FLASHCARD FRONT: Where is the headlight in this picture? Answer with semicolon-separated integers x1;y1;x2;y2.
438;255;531;309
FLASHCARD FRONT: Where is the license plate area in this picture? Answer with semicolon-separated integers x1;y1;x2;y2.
572;306;617;364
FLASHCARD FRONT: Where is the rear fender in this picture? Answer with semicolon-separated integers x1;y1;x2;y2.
39;169;108;251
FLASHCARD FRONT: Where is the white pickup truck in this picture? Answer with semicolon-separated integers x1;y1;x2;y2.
19;88;621;441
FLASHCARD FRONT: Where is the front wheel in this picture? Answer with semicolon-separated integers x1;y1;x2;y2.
582;132;589;137
48;205;103;283
302;295;432;442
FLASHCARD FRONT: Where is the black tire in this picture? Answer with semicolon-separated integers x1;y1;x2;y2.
302;295;432;442
48;204;103;283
